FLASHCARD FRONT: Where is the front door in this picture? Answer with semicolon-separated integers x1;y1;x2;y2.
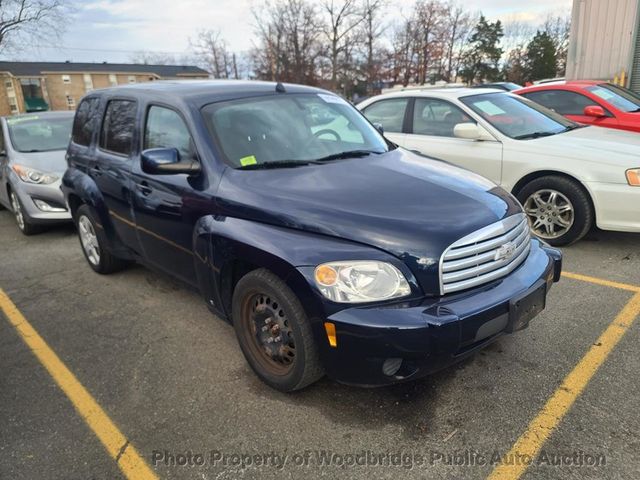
403;97;503;184
129;104;205;285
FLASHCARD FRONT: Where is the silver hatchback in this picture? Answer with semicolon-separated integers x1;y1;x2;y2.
0;112;74;234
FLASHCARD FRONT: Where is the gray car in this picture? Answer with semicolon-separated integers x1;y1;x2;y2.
0;111;74;234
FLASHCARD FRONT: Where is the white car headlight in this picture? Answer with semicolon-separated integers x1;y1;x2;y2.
314;261;411;303
12;165;58;185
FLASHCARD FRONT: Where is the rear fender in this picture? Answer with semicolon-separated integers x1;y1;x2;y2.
62;168;130;257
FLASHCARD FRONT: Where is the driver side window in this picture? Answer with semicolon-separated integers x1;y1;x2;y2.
362;98;408;133
144;106;195;160
412;98;475;137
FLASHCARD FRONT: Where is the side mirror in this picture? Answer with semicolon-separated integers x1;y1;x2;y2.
583;105;606;118
141;148;200;176
374;123;384;135
453;123;494;141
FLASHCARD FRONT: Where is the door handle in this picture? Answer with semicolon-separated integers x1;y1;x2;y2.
90;165;102;177
137;181;153;196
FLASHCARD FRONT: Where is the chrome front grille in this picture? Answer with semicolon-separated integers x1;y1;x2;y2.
440;213;531;294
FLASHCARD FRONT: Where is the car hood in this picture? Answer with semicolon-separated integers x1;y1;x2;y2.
10;149;68;174
525;126;640;167
217;148;522;294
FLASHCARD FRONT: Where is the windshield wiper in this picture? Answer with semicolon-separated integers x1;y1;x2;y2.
237;160;320;170
514;131;558;140
312;149;380;163
563;124;587;132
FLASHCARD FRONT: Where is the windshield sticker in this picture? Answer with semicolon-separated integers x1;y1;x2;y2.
240;155;258;166
7;116;39;125
318;94;348;105
472;101;505;116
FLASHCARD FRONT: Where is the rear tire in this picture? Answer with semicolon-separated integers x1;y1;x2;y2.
76;204;128;274
10;190;41;236
232;268;324;392
516;175;593;246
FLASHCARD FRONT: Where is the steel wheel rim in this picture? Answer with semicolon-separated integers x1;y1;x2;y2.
241;292;296;376
78;215;100;266
523;189;575;239
10;193;25;230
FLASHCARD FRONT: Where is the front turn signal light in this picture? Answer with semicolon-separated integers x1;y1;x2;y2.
626;168;640;186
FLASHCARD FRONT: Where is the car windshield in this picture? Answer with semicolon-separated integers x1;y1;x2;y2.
460;92;577;140
202;93;390;169
586;84;640;112
6;115;73;153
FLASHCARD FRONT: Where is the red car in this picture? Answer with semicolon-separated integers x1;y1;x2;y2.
515;81;640;133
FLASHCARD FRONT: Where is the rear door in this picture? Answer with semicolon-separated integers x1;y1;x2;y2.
360;97;409;146
129;104;203;285
93;98;141;252
403;97;503;184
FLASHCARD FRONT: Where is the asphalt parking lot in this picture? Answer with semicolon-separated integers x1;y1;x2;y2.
1;209;639;480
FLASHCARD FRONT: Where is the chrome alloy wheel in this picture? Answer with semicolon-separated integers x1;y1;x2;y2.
523;189;574;239
10;192;25;231
78;215;100;266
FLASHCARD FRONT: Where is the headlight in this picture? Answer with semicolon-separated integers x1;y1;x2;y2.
314;261;411;303
12;165;58;185
626;168;640;186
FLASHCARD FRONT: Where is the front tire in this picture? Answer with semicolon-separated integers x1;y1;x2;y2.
10;190;41;235
76;204;128;274
517;175;593;246
232;269;324;392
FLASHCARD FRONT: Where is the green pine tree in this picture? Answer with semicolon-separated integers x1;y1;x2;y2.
460;15;504;84
525;31;558;82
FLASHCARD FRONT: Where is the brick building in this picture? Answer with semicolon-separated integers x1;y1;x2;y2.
0;61;210;116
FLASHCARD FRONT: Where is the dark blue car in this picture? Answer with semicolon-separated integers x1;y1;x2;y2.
62;80;562;391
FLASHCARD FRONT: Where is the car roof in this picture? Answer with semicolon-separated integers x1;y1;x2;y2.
87;80;330;107
516;80;606;93
363;87;506;102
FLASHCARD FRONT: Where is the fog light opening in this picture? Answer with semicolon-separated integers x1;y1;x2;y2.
382;357;403;376
33;198;66;213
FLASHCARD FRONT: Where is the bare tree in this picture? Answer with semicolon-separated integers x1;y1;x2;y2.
543;14;571;76
191;29;235;78
322;0;363;90
251;0;323;84
0;0;68;52
360;0;387;93
129;51;180;65
442;2;474;82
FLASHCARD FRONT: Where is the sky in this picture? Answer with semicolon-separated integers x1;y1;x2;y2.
4;0;573;65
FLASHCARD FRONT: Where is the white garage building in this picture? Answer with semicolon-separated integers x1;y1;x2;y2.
567;0;640;91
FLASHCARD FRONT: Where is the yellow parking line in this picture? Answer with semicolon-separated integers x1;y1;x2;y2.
562;271;640;293
487;292;640;480
0;288;158;480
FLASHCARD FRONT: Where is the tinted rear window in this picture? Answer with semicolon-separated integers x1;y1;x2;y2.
100;99;137;155
72;97;100;146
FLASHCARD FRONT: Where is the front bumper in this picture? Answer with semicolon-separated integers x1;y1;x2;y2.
318;240;561;387
585;181;640;233
11;178;72;224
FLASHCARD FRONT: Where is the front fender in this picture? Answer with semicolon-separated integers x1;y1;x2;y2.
193;215;422;322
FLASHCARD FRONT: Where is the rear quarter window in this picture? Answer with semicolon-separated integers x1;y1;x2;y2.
72;97;101;146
